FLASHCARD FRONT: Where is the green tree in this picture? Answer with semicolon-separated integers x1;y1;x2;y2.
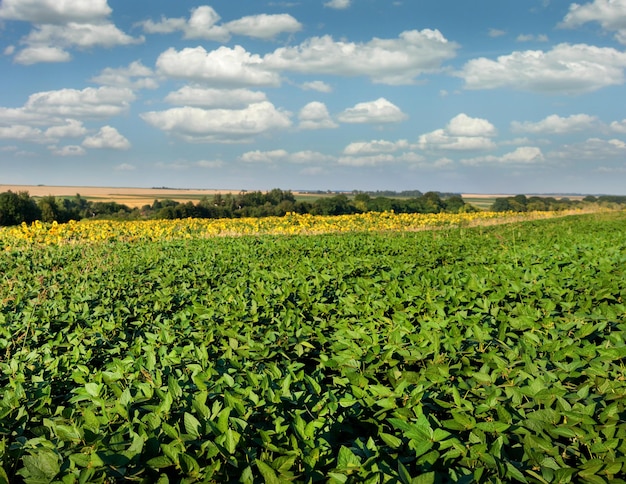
38;195;61;222
0;191;41;226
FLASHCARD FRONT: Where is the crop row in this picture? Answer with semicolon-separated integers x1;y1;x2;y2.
1;210;571;249
0;212;625;483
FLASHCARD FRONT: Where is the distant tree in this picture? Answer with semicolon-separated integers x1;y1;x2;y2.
421;192;444;213
353;193;371;211
38;195;61;223
0;191;41;226
311;195;356;215
443;195;465;213
491;198;512;212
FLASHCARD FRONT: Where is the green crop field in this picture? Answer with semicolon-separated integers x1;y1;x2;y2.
1;212;625;483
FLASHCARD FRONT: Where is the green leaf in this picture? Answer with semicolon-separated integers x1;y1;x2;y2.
506;462;528;483
0;466;10;484
380;432;403;449
147;456;174;469
398;461;412;484
184;412;201;438
413;471;436;484
18;449;60;484
256;460;280;484
84;382;101;397
224;428;241;454
337;446;361;470
216;407;231;434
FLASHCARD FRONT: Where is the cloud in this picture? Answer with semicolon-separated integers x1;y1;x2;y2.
1;0;142;64
22;22;141;50
24;87;135;118
141;102;292;143
225;13;302;39
115;163;136;171
240;149;289;163
165;87;267;108
610;119;626;133
488;28;506;37
240;149;333;164
419;113;497;151
14;46;71;64
156;46;280;87
91;61;157;89
561;0;626;44
0;125;44;142
139;6;301;40
300;81;332;92
264;29;458;85
338;98;408;124
446;113;497;137
548;137;626;160
82;126;131;150
343;139;410;155
324;0;351;9
458;43;626;94
156;29;457;87
298;102;338;129
196;160;224;169
461;146;545;166
49;144;86;156
288;150;335;164
44;119;87;139
0;0;111;24
511;114;599;134
338;154;396;166
516;34;549;42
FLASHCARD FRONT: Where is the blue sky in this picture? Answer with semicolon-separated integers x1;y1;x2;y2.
1;0;626;194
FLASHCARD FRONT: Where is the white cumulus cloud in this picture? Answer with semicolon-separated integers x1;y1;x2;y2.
298;102;338;129
461;146;545;166
0;0;112;24
324;0;351;9
343;139;409;155
141;102;292;143
511;114;599;134
610;119;626;133
49;144;86;156
459;43;626;94
240;149;289;163
14;45;71;64
264;30;458;85
338;154;396;166
82;126;131;150
156;46;280;87
338;98;407;124
165;87;267;108
225;13;302;39
561;0;626;44
1;0;142;64
419;113;497;151
548;137;626;160
139;6;301;41
25;87;135;118
91;61;157;90
44;119;87;139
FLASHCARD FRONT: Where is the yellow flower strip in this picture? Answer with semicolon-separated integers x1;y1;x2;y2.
0;210;573;250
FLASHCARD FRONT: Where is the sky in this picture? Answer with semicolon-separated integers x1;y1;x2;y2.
1;0;626;194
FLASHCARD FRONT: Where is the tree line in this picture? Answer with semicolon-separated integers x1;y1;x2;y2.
3;189;624;226
0;189;472;226
489;194;626;212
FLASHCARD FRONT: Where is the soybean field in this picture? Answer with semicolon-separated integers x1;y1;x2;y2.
1;211;625;483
